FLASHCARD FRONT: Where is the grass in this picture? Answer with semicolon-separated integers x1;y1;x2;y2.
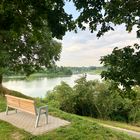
0;120;32;140
85;117;140;133
0;114;137;140
36;107;139;140
0;96;6;112
0;90;139;140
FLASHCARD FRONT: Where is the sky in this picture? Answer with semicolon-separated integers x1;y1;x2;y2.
56;2;140;67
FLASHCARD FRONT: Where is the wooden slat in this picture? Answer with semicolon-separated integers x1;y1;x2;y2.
19;99;36;115
5;95;34;103
6;96;19;108
5;94;36;115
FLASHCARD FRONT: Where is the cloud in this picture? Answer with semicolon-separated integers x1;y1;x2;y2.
57;25;140;67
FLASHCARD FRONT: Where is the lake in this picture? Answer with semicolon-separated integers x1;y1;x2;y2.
3;74;101;98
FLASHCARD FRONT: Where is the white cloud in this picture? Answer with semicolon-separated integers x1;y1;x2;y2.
57;25;140;67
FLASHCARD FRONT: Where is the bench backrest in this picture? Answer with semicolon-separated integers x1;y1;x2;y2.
5;95;37;115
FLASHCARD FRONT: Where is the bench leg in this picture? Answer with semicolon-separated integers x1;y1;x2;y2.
35;113;41;128
5;106;9;115
35;106;48;128
45;108;48;124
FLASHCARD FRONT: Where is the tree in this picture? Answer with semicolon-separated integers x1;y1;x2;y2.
1;0;140;85
100;43;140;91
0;0;73;85
72;0;140;37
0;17;62;84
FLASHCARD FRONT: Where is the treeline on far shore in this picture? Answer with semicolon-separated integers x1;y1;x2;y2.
4;66;105;78
66;66;106;74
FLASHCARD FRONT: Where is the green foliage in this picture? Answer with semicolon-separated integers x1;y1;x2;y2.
101;43;140;92
0;30;62;77
46;82;75;113
46;76;140;123
73;76;96;116
72;0;140;37
92;81;116;119
0;96;6;112
67;66;105;74
1;0;139;81
0;0;139;79
46;66;73;76
0;90;139;140
0;0;65;80
0;0;74;39
1;0;139;40
128;99;140;124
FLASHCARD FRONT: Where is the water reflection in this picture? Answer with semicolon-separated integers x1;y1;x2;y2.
3;74;101;97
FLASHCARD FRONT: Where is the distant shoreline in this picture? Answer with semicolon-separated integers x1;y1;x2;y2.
3;70;102;81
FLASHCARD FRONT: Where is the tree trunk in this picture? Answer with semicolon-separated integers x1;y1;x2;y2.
94;103;103;119
0;74;11;96
0;74;2;86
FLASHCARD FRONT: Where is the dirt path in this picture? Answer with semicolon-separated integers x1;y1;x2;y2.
100;123;140;139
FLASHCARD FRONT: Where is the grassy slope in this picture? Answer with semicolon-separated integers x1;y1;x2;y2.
85;117;140;133
0;120;32;140
37;107;139;140
0;91;139;140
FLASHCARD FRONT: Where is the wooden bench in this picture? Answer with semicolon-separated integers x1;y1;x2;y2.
5;94;48;128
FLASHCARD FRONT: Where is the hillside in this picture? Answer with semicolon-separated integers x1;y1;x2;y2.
0;90;139;140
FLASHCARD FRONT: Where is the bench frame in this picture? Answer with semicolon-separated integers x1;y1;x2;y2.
5;94;48;128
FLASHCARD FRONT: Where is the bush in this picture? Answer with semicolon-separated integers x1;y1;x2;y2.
46;82;75;113
73;76;96;116
45;76;140;123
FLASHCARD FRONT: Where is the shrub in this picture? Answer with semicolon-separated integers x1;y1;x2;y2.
45;76;140;123
73;76;96;116
46;82;75;113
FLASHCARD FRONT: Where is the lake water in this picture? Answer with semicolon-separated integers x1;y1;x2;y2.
3;74;101;98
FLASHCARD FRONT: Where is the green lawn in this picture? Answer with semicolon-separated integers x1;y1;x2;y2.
0;120;32;140
0;96;6;112
0;92;139;140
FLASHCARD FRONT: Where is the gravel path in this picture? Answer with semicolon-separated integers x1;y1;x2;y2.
100;123;140;139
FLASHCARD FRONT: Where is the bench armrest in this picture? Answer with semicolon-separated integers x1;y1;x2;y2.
35;105;48;127
38;105;48;110
36;105;48;115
